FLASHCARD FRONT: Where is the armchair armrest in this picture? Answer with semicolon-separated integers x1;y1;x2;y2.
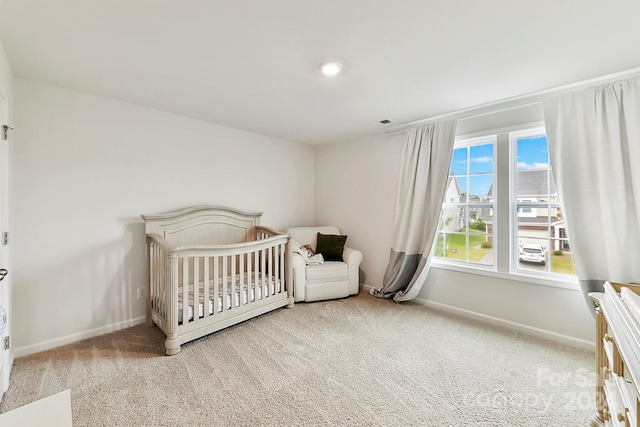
342;247;363;295
342;247;363;265
288;240;302;255
288;242;307;302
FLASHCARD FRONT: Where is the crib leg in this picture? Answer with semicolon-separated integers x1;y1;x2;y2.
165;337;181;356
145;308;154;328
286;302;294;309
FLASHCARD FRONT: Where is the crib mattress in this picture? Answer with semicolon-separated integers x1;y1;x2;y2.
176;276;283;323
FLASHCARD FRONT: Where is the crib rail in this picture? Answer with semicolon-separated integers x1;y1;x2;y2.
255;225;283;240
145;229;292;353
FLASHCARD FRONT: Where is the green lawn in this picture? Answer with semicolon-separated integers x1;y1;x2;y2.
551;253;576;275
435;234;577;275
435;233;491;262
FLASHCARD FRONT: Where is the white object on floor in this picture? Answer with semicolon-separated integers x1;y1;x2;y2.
0;389;72;426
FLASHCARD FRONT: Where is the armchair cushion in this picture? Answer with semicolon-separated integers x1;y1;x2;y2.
305;262;348;282
315;233;348;261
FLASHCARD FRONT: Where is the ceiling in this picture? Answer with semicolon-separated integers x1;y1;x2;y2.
1;0;640;145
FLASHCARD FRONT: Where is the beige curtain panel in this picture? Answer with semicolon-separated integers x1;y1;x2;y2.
371;120;457;302
544;76;640;307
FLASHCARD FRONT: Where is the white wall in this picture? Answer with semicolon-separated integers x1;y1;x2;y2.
11;78;315;355
0;46;11;104
315;110;595;346
315;132;403;286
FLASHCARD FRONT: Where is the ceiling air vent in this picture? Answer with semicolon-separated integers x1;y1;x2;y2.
379;119;391;124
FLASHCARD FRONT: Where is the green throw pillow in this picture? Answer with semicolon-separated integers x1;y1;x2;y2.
316;232;348;262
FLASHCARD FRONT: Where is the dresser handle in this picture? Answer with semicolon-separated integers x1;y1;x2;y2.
603;408;610;420
617;412;625;422
603;367;611;378
604;334;613;342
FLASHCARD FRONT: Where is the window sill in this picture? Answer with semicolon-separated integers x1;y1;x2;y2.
430;260;581;291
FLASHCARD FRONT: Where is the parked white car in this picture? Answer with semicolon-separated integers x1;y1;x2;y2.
519;243;546;265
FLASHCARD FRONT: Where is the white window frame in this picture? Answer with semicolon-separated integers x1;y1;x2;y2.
433;134;496;270
432;122;579;290
509;126;572;279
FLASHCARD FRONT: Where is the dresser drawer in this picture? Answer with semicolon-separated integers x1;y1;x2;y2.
590;282;640;427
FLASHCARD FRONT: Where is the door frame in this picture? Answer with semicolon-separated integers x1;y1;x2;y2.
0;86;12;398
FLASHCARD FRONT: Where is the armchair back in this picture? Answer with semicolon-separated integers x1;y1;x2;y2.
286;226;340;248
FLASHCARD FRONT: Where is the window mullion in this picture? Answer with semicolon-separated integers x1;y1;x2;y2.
495;132;510;272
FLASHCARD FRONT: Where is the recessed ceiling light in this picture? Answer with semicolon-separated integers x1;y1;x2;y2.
320;61;342;76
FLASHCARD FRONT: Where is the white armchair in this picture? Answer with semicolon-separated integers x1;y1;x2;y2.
286;226;363;302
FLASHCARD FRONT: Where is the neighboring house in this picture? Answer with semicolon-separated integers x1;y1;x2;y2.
442;175;462;231
484;168;568;251
442;175;491;236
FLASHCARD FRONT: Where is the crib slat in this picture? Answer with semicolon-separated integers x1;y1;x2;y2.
154;245;159;318
254;249;260;300
159;248;164;319
280;243;287;292
213;256;219;313
222;255;228;312
239;252;245;305
152;244;158;313
274;244;279;295
193;256;200;321
182;258;189;325
149;243;155;313
162;249;167;319
247;252;252;300
231;254;236;308
261;248;267;298
268;246;273;296
170;256;179;333
156;245;161;317
155;245;160;313
203;257;210;318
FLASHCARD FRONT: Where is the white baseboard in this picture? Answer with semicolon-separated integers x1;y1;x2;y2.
14;316;146;358
361;284;595;351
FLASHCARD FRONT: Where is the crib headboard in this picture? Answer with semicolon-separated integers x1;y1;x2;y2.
141;205;263;246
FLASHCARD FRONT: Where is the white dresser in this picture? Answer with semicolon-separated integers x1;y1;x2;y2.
590;282;640;427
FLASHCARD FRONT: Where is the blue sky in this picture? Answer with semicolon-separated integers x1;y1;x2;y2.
517;135;549;170
450;136;549;199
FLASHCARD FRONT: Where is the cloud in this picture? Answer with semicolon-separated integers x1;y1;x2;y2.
470;156;493;163
518;162;549;169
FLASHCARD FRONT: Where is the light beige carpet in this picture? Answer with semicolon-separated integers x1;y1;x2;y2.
0;292;594;426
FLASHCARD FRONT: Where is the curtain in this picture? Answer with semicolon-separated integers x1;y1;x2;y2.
371;120;457;302
543;76;640;306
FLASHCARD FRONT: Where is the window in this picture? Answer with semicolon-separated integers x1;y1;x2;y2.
511;128;575;276
434;124;576;280
434;136;495;266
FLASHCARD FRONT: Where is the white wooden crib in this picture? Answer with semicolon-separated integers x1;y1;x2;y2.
142;206;294;355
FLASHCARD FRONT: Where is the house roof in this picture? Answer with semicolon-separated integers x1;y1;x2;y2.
516;169;557;197
486;168;556;199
